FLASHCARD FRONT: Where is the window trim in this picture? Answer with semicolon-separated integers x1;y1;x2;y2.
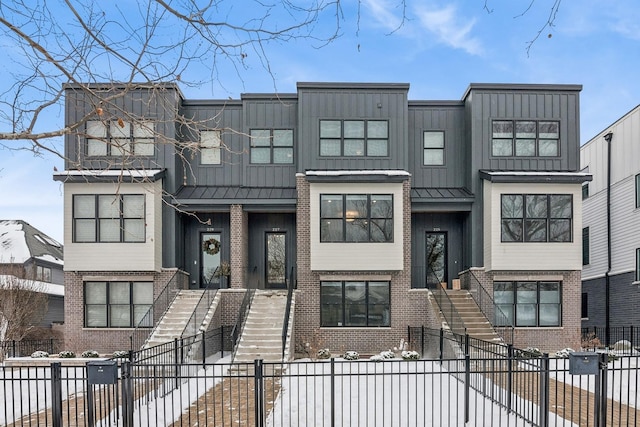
84;281;153;328
320;194;394;243
319;119;389;157
491;120;560;158
72;194;146;243
494;280;562;327
86;120;155;157
500;194;573;243
423;130;445;166
320;280;391;327
249;128;294;164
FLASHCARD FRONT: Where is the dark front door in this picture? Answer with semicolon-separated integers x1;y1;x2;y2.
426;232;447;288
266;232;287;289
201;232;223;288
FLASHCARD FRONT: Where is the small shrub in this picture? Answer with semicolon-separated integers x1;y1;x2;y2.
343;351;359;361
369;354;385;362
31;350;49;358
58;350;76;358
401;350;420;360
379;350;395;360
81;350;100;358
581;333;602;349
112;350;128;359
316;348;331;359
515;347;543;359
604;350;619;363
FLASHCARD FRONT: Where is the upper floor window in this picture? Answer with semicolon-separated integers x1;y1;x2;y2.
73;194;145;243
320;120;388;157
636;248;640;283
635;174;640;209
582;183;589;200
36;265;52;282
501;194;572;242
494;281;561;327
85;281;153;328
320;194;393;242
492;120;559;157
250;129;294;164
582;227;590;265
423;131;444;165
200;130;221;165
87;120;154;157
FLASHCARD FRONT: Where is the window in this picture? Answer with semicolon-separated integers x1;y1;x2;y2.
636;174;640;209
321;281;390;327
200;130;221;165
36;266;52;282
582;227;590;265
492;120;559;157
85;281;153;328
320;194;393;242
582;183;589;200
250;129;294;164
423;131;444;165
86;120;154;156
73;194;145;243
636;248;640;282
320;120;388;157
494;281;561;327
581;293;588;319
501;194;572;242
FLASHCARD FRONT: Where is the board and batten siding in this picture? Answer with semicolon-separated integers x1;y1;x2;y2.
309;182;404;271
63;181;163;272
483;181;583;271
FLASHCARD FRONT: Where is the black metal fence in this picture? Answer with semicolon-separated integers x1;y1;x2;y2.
3;329;640;426
0;339;62;358
581;326;640;351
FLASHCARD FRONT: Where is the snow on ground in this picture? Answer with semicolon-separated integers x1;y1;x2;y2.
0;220;30;263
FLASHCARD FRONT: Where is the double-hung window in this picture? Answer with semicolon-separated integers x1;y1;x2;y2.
73;194;145;243
492;120;559;157
87;120;154;156
85;281;153;328
494;281;561;327
320;120;388;157
250;129;294;164
501;194;572;242
423;131;445;165
320;194;393;242
321;281;390;327
200;130;221;165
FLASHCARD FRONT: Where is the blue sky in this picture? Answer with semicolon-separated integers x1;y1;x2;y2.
1;0;640;243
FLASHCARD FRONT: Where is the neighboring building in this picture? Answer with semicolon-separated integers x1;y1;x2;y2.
54;82;589;354
0;220;65;327
581;105;640;332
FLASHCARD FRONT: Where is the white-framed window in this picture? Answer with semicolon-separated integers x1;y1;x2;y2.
320;281;390;327
250;129;294;164
494;281;562;327
73;194;145;243
36;265;52;282
492;120;559;157
320;194;393;242
86;120;155;156
501;194;573;242
84;281;153;328
320;119;388;157
423;131;444;165
200;130;221;165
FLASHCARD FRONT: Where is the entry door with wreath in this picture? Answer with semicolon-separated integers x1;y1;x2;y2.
201;232;229;288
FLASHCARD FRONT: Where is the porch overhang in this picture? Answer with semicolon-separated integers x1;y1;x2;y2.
172;185;297;211
304;170;411;183
479;170;593;184
411;187;475;212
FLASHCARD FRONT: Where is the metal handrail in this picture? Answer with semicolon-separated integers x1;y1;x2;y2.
467;269;515;345
231;267;258;359
426;264;467;337
129;270;181;351
281;266;296;361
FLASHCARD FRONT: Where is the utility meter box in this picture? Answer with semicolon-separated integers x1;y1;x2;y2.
86;360;118;384
568;352;599;375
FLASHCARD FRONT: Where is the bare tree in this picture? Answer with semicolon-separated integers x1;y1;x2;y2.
0;274;49;343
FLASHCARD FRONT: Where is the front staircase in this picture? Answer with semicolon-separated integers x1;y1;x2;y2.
233;290;291;363
444;290;503;344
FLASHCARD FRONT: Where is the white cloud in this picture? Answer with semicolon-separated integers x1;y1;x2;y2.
361;0;406;33
414;4;483;55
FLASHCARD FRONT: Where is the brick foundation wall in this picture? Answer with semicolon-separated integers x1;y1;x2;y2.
460;268;582;353
294;176;431;356
63;268;188;354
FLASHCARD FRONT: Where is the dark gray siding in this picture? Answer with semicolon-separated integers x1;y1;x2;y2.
408;103;466;188
582;271;637;328
243;96;297;187
41;295;64;327
297;83;409;172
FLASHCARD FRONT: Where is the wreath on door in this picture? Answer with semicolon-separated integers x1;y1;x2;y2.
202;237;220;256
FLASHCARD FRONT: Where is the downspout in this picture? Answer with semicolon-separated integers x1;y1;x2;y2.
604;131;613;347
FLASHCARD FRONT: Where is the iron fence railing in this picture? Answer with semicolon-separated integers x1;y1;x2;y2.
281;266;296;361
466;268;515;345
0;338;62;358
581;326;640;351
230;267;259;359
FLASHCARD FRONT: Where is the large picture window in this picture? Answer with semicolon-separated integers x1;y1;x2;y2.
73;194;145;243
501;194;572;242
320;194;393;242
85;281;153;328
494;281;561;327
320;120;388;157
492;120;559;157
86;120;154;156
321;281;390;327
250;129;294;164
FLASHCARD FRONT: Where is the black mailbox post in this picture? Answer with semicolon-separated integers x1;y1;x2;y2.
86;360;118;384
568;352;600;375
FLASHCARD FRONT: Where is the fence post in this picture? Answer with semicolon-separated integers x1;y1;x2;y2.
174;338;180;390
507;344;513;414
464;354;470;424
439;328;444;361
330;358;336;427
51;362;63;427
12;340;16;357
631;325;635;351
254;359;264;427
539;354;549;427
597;352;608;427
421;325;425;357
121;361;134;427
202;331;206;368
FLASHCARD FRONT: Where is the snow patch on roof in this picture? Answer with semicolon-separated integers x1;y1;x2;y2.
0;221;31;263
34;254;64;266
54;169;164;178
0;275;64;296
306;170;411;177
